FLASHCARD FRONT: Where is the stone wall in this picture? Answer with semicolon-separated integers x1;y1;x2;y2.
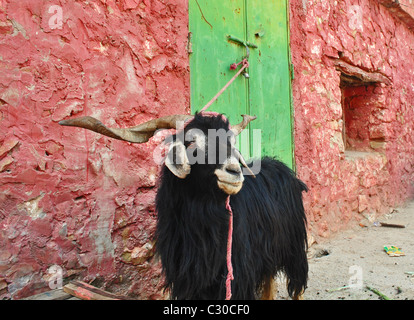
0;0;189;299
290;0;414;238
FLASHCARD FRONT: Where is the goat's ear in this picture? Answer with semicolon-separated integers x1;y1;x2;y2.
165;139;191;179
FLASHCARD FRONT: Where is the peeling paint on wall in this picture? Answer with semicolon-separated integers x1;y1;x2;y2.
0;0;189;299
290;0;414;238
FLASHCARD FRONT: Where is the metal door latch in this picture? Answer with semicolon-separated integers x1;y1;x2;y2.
227;35;257;78
227;35;258;59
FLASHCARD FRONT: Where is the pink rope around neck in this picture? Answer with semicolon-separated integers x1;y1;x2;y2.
225;195;234;300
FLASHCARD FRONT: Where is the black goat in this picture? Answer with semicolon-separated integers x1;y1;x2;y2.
60;112;308;300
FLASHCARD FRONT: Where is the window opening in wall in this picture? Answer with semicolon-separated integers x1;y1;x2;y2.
334;59;391;154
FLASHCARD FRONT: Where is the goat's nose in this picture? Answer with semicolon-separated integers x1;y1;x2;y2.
225;163;242;176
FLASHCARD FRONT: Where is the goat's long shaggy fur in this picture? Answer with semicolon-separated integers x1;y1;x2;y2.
155;114;308;300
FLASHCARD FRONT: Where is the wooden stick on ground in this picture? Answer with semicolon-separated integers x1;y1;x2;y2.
63;280;130;300
365;286;391;300
380;222;406;228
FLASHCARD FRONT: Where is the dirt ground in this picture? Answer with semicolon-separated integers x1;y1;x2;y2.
276;200;414;300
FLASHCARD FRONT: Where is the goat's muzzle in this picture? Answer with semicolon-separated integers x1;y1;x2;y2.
215;159;245;195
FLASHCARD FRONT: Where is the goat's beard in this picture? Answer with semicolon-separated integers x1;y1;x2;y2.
214;166;244;195
216;179;243;195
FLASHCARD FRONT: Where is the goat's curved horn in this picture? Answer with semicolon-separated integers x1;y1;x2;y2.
59;114;194;143
231;114;257;136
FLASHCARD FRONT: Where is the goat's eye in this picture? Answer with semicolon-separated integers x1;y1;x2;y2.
187;141;196;149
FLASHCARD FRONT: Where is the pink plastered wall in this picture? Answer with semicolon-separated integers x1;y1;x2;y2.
0;0;189;299
290;0;414;238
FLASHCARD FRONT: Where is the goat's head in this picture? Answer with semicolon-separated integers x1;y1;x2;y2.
59;112;256;195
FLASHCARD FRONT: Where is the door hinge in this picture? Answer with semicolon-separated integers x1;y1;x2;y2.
187;32;193;54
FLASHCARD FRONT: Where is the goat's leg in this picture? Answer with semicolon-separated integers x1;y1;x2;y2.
283;277;305;300
292;290;305;300
261;277;277;300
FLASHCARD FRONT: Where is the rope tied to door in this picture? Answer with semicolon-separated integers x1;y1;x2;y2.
199;57;249;300
199;42;252;299
200;58;249;113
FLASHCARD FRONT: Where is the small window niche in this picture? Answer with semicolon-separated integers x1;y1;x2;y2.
334;59;392;154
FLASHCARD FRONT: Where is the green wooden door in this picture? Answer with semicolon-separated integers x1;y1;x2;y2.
189;0;293;168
